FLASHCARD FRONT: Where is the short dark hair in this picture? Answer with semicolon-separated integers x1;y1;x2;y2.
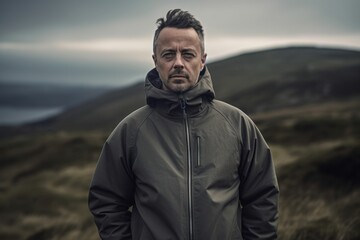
153;9;205;54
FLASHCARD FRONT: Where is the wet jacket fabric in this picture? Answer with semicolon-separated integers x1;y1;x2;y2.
88;67;279;240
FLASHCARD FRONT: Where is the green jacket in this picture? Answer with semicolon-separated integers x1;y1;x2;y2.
89;67;279;240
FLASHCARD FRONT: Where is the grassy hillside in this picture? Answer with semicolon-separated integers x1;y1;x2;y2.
0;131;104;239
210;47;360;113
0;46;359;239
1;103;359;239
25;46;359;133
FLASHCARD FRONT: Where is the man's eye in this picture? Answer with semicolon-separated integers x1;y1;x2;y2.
162;53;174;59
183;53;195;59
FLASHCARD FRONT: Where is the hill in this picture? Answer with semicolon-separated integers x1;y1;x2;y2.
0;46;360;239
0;82;110;108
26;46;360;132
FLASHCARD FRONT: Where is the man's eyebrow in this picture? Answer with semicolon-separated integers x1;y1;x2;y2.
160;49;176;54
159;47;196;55
182;48;196;52
161;48;176;52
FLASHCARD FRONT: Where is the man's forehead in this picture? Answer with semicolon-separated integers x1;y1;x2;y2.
158;27;200;40
156;28;201;49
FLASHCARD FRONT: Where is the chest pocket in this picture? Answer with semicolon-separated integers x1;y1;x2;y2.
192;127;239;181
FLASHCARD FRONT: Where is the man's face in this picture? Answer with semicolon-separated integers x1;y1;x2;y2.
153;27;207;92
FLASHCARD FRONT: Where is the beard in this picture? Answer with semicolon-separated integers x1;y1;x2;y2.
165;79;188;92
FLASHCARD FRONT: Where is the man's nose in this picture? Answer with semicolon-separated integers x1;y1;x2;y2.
174;54;184;69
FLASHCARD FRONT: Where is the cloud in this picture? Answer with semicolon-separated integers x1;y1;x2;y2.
2;0;360;40
1;0;360;86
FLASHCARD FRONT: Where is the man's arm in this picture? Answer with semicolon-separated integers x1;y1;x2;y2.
239;119;279;239
88;133;135;240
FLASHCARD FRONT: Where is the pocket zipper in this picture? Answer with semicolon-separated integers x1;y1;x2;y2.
196;136;201;167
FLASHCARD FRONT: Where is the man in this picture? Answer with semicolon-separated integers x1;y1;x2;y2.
89;9;279;240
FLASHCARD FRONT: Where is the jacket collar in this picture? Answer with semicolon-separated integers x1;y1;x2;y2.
145;67;215;116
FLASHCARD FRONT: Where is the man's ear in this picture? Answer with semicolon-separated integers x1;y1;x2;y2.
201;53;207;68
152;54;157;66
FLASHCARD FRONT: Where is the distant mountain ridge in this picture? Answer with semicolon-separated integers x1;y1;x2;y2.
16;46;360;133
209;46;360;111
0;82;110;108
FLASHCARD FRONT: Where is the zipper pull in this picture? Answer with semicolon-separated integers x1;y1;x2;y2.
179;96;187;113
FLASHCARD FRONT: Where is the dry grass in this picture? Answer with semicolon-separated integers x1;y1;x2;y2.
274;138;360;240
0;104;359;239
0;131;104;240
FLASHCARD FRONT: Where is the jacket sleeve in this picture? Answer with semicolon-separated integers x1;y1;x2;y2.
88;124;135;240
238;117;279;240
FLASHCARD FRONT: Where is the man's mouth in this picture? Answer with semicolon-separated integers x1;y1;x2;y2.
170;74;187;79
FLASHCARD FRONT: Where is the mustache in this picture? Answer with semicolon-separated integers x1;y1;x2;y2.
169;70;189;78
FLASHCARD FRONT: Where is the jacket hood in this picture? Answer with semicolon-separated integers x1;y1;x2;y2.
145;67;215;114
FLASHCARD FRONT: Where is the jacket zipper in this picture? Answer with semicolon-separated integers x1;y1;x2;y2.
196;136;201;167
180;97;194;240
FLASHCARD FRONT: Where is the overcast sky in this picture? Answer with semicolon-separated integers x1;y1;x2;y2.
1;0;360;87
